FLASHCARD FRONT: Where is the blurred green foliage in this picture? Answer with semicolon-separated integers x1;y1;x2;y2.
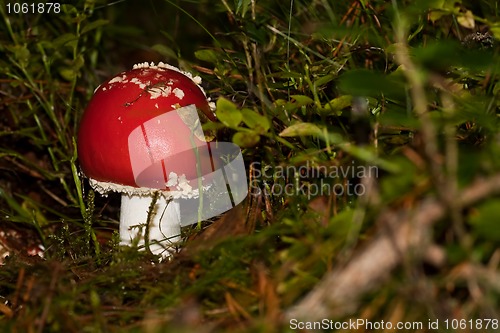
1;0;500;331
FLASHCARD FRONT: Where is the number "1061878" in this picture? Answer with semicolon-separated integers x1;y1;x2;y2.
6;2;61;14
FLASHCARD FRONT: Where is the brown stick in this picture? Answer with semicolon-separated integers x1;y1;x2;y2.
285;173;500;320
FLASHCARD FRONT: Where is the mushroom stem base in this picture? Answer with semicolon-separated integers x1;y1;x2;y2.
119;194;181;257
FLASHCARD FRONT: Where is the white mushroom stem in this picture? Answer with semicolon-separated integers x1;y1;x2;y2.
119;194;181;257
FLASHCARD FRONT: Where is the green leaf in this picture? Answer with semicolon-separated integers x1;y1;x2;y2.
412;40;461;68
328;208;355;238
321;95;352;115
273;99;303;114
0;188;30;220
241;109;270;134
216;98;242;128
380;157;417;201
235;0;251;17
493;82;500;96
427;0;457;21
202;121;226;131
468;199;500;241
457;10;475;29
195;49;219;63
340;144;400;173
53;33;78;48
313;74;336;87
81;19;109;34
425;0;461;21
338;69;406;100
490;23;500;40
233;131;260;147
429;10;447;22
74;54;85;70
151;44;177;59
59;68;78;81
291;95;314;107
58;55;85;81
10;45;30;67
279;122;323;137
378;104;420;128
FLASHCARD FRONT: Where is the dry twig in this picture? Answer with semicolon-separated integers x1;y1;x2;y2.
286;173;500;320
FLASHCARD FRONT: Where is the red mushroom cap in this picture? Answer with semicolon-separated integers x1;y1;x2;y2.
77;62;216;195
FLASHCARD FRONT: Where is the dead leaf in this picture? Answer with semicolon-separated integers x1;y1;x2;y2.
457;10;475;29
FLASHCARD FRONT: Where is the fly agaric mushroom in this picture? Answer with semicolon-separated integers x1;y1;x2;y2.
77;62;228;256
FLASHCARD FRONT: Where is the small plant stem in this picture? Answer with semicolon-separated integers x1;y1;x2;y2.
441;91;467;242
83;189;101;262
71;137;86;218
393;16;444;190
189;133;205;231
144;192;160;256
120;194;181;257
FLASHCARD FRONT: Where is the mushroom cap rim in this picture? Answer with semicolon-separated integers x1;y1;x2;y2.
88;177;202;199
